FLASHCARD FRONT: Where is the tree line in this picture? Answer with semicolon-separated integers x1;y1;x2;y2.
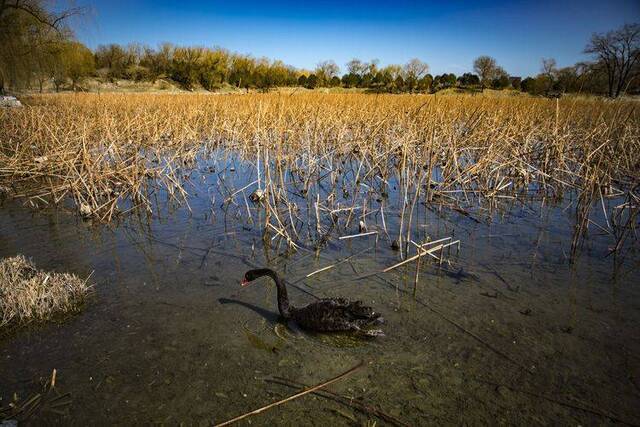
1;2;637;97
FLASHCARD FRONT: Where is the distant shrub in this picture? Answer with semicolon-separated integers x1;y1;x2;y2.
200;71;222;91
125;65;152;82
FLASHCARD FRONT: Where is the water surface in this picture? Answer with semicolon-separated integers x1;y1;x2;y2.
1;151;639;425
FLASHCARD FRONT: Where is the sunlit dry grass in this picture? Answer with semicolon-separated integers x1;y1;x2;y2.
0;92;638;253
0;255;91;328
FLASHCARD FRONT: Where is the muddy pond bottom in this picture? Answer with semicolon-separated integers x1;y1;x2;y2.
1;155;639;425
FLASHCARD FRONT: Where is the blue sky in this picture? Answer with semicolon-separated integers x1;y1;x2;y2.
74;0;639;77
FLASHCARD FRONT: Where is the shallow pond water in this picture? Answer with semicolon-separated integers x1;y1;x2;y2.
1;150;639;425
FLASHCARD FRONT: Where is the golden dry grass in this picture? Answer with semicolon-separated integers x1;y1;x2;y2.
0;92;637;250
0;255;90;328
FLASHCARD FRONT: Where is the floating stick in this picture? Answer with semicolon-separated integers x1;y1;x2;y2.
214;361;364;426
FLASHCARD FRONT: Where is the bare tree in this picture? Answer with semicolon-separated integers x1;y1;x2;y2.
473;55;498;88
584;23;640;98
403;58;429;79
541;57;557;92
95;44;126;69
402;58;429;92
365;59;379;75
315;60;339;86
541;58;557;78
346;58;364;76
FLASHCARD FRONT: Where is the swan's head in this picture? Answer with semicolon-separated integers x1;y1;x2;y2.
241;269;271;286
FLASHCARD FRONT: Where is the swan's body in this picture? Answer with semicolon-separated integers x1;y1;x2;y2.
241;268;384;337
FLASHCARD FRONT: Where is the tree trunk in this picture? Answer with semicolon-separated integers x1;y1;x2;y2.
615;62;635;98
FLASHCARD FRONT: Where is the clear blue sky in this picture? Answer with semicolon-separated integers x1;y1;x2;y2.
74;0;639;77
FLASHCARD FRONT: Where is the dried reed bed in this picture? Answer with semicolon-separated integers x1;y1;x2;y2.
0;93;638;253
0;255;91;328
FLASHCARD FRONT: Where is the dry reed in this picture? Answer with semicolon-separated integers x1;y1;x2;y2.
0;93;638;255
0;255;91;327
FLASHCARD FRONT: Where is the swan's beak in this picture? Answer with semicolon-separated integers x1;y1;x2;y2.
240;278;250;287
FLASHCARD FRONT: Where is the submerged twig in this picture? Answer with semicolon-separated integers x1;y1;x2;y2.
214;360;364;426
265;376;409;427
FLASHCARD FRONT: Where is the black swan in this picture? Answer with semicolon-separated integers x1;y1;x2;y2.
241;268;384;337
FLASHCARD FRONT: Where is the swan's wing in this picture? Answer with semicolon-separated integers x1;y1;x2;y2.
292;300;356;331
345;300;381;320
292;299;381;332
317;298;380;320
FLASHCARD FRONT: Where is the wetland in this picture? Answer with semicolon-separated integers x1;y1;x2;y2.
1;93;639;425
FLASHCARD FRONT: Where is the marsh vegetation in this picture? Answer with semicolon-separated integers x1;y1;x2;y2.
1;92;639;424
2;0;640;424
0;255;90;328
1;92;638;251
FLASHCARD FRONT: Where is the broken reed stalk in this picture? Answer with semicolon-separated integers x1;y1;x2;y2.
0;369;72;421
301;246;375;281
306;263;335;278
265;377;409;427
214;360;364;426
338;231;378;240
0;93;637;253
383;238;459;273
413;253;422;297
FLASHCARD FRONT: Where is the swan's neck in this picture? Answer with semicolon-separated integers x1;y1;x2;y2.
265;269;291;318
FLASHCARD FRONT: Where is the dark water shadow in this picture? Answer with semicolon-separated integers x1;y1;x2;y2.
217;297;280;323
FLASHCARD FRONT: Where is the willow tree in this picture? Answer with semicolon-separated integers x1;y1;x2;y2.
62;41;95;90
0;0;81;92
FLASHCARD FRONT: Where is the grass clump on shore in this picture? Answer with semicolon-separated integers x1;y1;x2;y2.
0;255;91;328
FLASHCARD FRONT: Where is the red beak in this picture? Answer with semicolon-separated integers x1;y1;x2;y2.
240;278;249;287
